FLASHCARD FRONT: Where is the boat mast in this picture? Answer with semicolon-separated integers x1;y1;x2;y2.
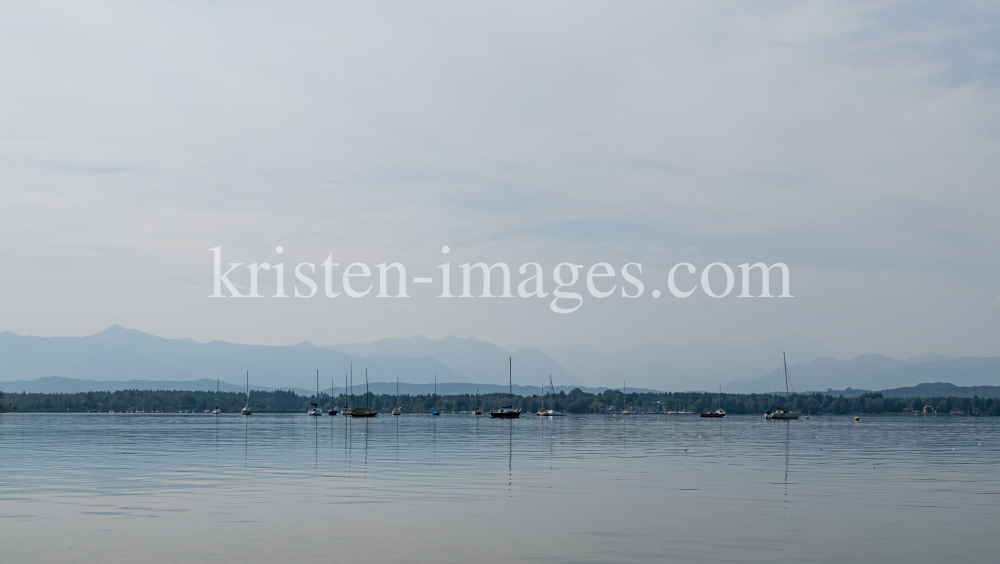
509;356;512;396
245;371;249;408
550;375;555;411
366;368;370;409
316;369;319;408
783;351;789;397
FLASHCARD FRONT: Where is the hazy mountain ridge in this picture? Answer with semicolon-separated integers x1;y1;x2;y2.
3;326;996;394
825;382;1000;399
326;335;581;386
543;335;833;390
0;376;314;395
0;326;462;389
724;354;1000;393
0;376;621;397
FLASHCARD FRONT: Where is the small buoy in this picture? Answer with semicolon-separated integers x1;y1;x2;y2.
854;417;859;421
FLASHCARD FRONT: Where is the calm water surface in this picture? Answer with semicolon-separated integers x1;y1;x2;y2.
1;413;998;563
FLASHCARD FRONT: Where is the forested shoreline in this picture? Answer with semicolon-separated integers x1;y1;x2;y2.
1;388;997;415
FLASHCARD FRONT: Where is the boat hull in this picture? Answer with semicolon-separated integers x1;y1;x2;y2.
348;408;378;417
699;413;725;418
765;412;800;420
490;410;521;418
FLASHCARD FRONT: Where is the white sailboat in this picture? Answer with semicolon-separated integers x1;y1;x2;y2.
241;371;252;416
765;352;801;420
392;378;401;415
621;380;636;415
536;375;568;416
211;378;221;414
308;369;322;416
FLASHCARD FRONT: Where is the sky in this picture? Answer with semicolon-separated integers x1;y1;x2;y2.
1;1;999;359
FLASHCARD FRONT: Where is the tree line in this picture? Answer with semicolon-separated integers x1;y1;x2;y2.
1;388;998;415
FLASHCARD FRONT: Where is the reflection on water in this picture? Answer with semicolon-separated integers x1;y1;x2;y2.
1;413;999;563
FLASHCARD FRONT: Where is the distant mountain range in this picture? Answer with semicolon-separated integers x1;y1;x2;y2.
0;376;616;397
326;335;581;386
1;325;997;394
0;325;461;390
826;382;1000;399
724;354;1000;393
543;335;832;391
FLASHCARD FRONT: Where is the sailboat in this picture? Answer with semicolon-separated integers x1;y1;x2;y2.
536;375;568;416
348;369;377;417
241;371;252;416
340;370;349;415
765;352;801;420
621;380;636;415
328;378;338;415
392;378;401;415
490;357;521;418
308;370;322;416
473;388;483;415
212;379;221;415
700;385;726;417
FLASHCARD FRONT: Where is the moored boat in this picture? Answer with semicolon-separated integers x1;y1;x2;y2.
700;385;725;417
765;352;801;420
241;371;252;416
212;378;221;415
490;357;521;418
348;368;378;417
307;369;322;416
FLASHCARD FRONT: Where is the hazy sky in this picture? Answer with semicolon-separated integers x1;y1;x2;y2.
1;1;998;359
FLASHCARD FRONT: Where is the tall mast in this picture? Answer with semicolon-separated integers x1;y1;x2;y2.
366;368;369;408
509;356;512;396
783;351;789;397
316;369;319;406
245;371;249;407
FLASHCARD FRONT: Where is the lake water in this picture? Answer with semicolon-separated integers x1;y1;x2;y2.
1;412;998;563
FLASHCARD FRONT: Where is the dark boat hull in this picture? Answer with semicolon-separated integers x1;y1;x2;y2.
348;408;378;417
490;411;520;418
699;413;725;418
